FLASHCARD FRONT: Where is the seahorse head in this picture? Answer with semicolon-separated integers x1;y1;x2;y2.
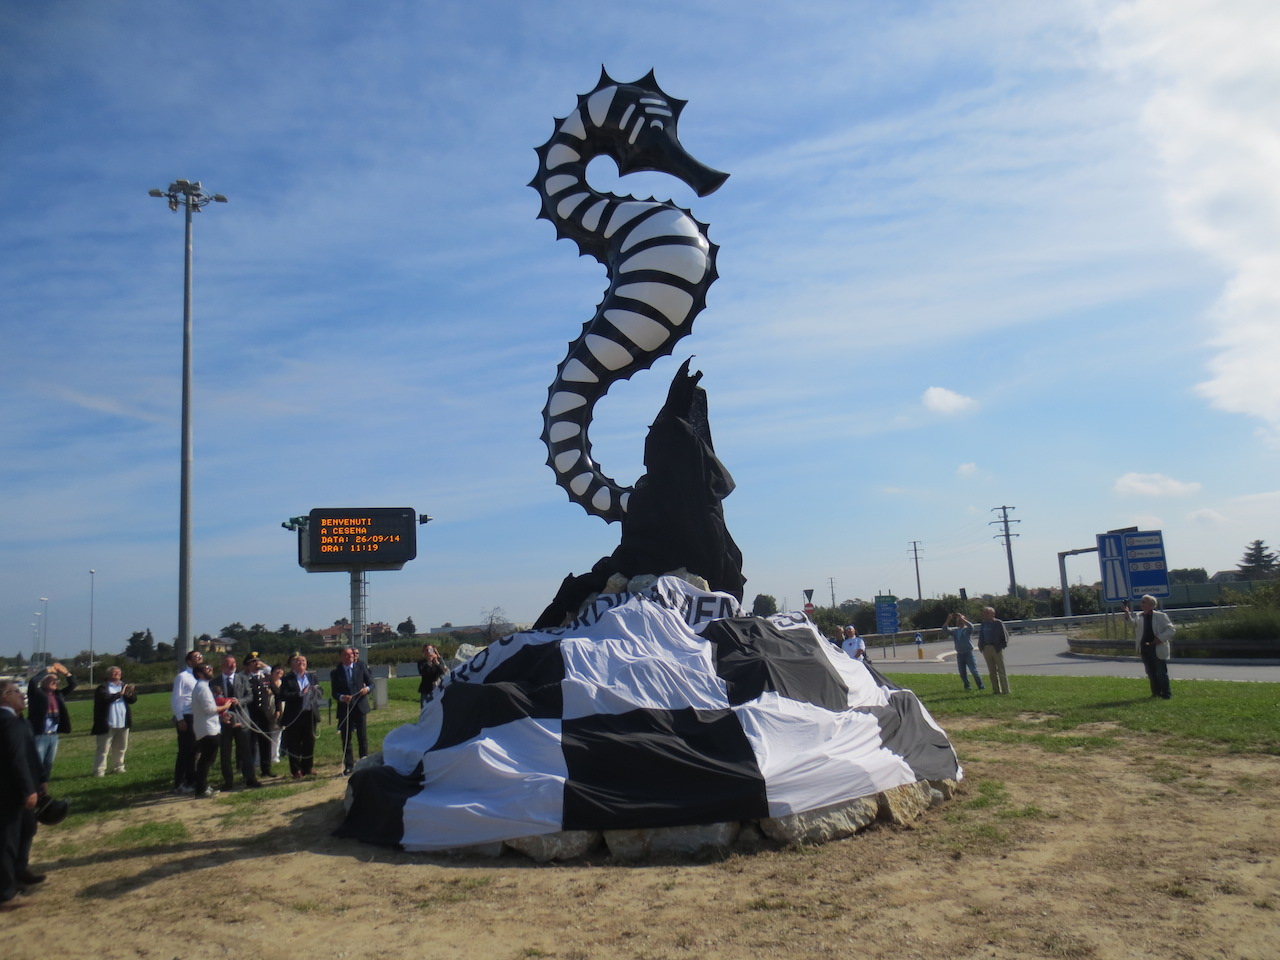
531;70;727;249
579;68;728;198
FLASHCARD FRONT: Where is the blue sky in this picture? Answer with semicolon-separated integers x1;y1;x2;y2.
4;0;1278;659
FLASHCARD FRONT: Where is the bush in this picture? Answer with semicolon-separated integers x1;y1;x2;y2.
1178;607;1280;642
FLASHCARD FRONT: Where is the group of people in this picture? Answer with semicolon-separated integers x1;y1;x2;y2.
942;607;1011;694
0;641;454;909
167;643;448;797
171;649;340;796
942;597;1176;699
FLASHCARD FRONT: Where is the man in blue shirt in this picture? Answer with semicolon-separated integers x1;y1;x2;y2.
943;613;985;691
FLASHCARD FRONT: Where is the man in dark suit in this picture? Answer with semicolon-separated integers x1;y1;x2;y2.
278;655;323;778
330;646;373;776
1;680;46;910
213;655;260;790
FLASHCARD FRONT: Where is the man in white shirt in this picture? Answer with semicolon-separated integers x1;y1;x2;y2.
170;650;204;794
841;626;867;660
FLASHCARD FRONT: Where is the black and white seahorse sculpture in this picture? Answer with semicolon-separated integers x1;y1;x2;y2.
530;69;729;523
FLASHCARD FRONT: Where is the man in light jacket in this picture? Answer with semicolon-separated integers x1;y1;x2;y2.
1123;595;1175;700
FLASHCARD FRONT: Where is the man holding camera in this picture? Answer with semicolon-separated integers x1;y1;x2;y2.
91;666;137;777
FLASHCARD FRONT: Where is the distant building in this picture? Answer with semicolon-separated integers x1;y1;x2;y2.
199;637;233;655
1209;570;1239;583
316;624;349;647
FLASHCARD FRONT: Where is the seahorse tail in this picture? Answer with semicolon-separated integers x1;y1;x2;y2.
542;204;719;522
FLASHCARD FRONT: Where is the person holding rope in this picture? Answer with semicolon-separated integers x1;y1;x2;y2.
213;655;260;790
278;655;323;779
330;647;373;776
244;656;278;779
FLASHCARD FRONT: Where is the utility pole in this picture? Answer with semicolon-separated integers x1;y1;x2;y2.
908;541;923;600
991;506;1020;597
828;578;837;609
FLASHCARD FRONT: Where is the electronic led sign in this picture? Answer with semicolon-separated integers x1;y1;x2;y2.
299;507;417;572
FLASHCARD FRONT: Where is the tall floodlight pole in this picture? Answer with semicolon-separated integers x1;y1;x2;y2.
148;180;228;662
89;569;97;684
39;597;49;665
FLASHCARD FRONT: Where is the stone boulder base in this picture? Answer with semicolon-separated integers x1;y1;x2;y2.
352;779;958;861
505;830;602;863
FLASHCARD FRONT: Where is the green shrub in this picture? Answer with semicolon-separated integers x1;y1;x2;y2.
1178;607;1280;642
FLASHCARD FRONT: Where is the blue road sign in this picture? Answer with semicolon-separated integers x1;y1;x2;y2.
1123;530;1170;599
1097;533;1128;603
1097;530;1170;601
874;595;899;634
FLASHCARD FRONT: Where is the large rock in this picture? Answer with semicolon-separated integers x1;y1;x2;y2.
876;780;935;825
760;795;880;845
505;830;602;863
604;822;740;860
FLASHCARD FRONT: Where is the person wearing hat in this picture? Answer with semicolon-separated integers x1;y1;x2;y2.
244;656;278;779
1;679;48;909
26;662;76;781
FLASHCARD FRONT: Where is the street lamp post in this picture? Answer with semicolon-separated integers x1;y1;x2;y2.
39;597;49;667
89;569;97;684
148;180;227;662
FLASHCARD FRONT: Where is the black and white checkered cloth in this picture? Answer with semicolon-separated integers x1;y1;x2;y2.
338;577;961;850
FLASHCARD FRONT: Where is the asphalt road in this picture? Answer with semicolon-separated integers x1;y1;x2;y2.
866;632;1280;684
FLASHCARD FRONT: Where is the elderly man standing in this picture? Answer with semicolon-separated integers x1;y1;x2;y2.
1123;595;1175;700
330;647;373;776
91;667;136;777
1;679;46;910
214;655;260;790
977;607;1011;695
26;662;76;780
278;655;323;778
944;613;985;692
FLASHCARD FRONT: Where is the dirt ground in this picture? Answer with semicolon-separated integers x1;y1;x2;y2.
7;719;1278;960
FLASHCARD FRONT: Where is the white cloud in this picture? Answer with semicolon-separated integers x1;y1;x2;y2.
1188;508;1226;523
957;462;978;477
1113;472;1202;497
922;387;978;415
1099;0;1280;432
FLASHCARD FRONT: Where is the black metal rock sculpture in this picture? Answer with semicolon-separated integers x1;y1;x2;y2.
529;70;743;626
